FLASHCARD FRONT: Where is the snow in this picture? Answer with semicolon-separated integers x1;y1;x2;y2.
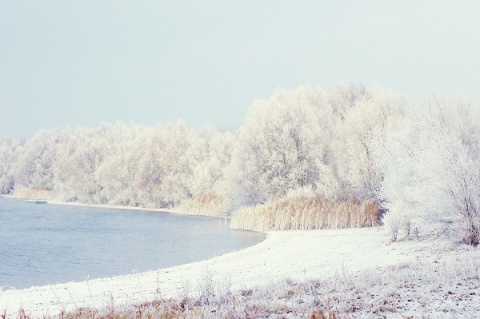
3;226;476;318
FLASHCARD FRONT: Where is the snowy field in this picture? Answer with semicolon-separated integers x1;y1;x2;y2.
1;226;479;318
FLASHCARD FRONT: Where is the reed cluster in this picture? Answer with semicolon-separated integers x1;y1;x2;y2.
176;193;225;217
12;186;58;201
230;195;379;231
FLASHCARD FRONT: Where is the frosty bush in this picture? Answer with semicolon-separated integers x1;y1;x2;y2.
381;205;411;242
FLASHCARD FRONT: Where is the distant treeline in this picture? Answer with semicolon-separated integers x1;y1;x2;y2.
1;84;480;244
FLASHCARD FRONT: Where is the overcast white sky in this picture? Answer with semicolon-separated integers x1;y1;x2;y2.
1;1;479;139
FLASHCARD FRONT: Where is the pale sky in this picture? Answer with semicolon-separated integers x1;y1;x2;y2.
1;1;479;139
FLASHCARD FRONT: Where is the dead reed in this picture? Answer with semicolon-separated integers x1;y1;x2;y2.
12;186;58;201
230;196;380;231
176;193;225;217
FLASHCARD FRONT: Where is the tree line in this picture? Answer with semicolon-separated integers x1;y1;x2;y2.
1;84;479;244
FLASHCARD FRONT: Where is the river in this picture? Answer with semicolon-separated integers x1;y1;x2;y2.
0;196;264;289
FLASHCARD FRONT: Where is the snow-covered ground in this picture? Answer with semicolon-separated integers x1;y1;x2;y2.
2;226;478;318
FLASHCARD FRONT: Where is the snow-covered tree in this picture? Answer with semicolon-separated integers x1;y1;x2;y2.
94;123;149;205
331;86;407;201
229;86;334;208
11;130;57;191
49;128;80;199
187;126;234;198
379;93;480;245
137;121;194;207
53;127;101;202
0;138;16;193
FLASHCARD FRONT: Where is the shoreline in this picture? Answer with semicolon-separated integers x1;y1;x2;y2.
1;194;220;218
0;226;442;318
48;199;229;220
48;199;178;214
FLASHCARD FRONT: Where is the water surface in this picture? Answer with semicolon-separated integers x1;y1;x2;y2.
0;197;264;289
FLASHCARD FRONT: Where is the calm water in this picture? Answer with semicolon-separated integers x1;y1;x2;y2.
0;197;264;289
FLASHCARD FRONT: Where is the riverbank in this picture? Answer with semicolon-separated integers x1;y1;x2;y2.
1;194;186;216
2;226;477;318
48;199;178;215
7;194;230;221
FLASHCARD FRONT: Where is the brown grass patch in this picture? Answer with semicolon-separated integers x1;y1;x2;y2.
230;196;380;231
12;186;58;201
176;193;225;217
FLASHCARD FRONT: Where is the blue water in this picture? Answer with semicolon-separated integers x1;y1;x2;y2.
0;197;264;289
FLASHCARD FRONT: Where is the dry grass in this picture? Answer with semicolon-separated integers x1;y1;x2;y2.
176;193;225;217
8;292;342;319
5;246;480;319
230;196;379;231
12;186;58;201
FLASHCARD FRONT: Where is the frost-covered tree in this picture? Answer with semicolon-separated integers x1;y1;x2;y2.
331;86;407;201
229;86;335;208
49;128;80;199
94;123;149;205
11;130;57;191
187;126;234;198
0;138;16;193
327;83;369;119
378;93;480;245
137;121;194;207
52;127;102;202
